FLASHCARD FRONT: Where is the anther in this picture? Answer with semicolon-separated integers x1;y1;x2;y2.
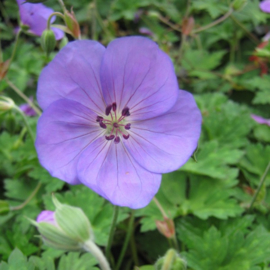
105;135;115;140
123;134;129;140
114;136;120;144
122;107;130;117
112;102;117;112
99;122;107;129
105;105;112;116
96;116;103;122
125;123;131;130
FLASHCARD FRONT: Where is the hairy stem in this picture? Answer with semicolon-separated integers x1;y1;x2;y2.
192;8;233;34
83;240;111;270
5;78;41;116
105;205;119;261
249;161;270;210
10;182;42;211
47;12;65;30
115;210;135;270
153;196;168;218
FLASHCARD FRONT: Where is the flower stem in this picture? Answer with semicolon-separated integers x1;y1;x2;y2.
57;0;67;12
10;182;42;211
249;161;270;210
13;105;35;142
115;210;135;270
105;205;119;261
47;12;65;30
192;8;233;34
83;240;111;270
6;29;21;72
230;15;259;44
153;196;168;218
5;78;42;116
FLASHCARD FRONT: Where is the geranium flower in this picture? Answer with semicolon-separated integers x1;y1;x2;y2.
19;97;37;117
35;37;201;208
17;0;64;40
260;0;270;13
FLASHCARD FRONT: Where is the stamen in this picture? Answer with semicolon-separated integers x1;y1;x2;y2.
112;102;117;112
105;135;115;140
123;134;129;140
114;136;120;144
96;116;103;122
125;123;131;130
122;107;130;117
105;105;112;116
113;122;119;128
99;122;107;129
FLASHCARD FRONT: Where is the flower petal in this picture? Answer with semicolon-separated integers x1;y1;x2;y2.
100;36;178;120
35;99;103;185
37;210;56;225
37;40;106;113
77;138;161;209
260;0;270;13
251;114;270;126
124;90;202;173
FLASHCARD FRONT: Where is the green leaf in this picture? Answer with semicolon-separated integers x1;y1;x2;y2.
181;141;243;180
239;143;270;186
57;252;98;270
191;0;228;18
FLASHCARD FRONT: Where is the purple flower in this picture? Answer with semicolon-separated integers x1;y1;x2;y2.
260;0;270;13
251;114;270;126
35;37;202;209
19;99;37;117
17;0;64;40
37;210;57;225
139;27;154;36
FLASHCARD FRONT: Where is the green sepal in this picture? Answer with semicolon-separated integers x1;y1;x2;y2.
41;29;56;55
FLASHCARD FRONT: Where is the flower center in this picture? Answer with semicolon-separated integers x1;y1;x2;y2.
96;102;131;144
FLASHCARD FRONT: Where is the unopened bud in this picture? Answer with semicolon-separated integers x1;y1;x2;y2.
41;29;56;55
31;196;94;251
232;0;247;11
0;96;15;112
156;217;175;239
0;201;10;215
155;249;186;270
64;9;81;39
148;10;160;19
0;60;10;80
182;17;195;36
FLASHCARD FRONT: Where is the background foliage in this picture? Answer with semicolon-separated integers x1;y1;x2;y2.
1;0;270;269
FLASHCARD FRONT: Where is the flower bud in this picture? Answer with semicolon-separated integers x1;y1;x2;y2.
182;17;195;36
155;249;186;270
0;60;10;80
64;9;81;39
0;200;10;215
232;0;247;11
41;29;56;55
0;96;15;112
32;197;94;252
156;217;175;239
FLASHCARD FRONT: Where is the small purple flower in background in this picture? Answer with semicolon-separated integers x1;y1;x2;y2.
251;114;270;126
139;27;154;36
19;98;37;117
17;0;64;40
35;36;202;208
260;0;270;13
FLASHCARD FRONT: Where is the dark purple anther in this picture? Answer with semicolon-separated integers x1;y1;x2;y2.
114;136;120;144
96;116;103;122
125;123;131;130
105;135;115;140
105;105;112;116
112;102;117;112
100;122;107;129
123;134;130;140
122;107;130;117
